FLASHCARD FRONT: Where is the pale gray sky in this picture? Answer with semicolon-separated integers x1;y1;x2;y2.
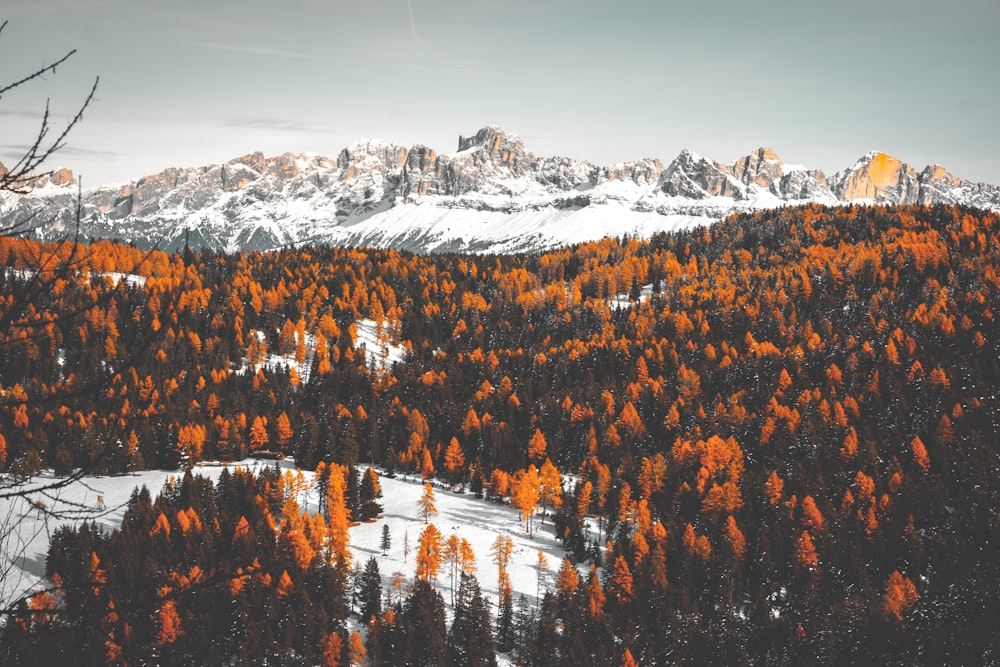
2;0;998;186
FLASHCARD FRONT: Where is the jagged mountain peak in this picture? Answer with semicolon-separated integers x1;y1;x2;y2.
726;148;786;195
832;151;919;202
671;148;709;164
757;146;781;160
456;124;517;151
848;150;907;173
0;162;77;191
338;140;408;178
921;164;953;180
738;147;782;163
453;125;533;177
660;149;743;200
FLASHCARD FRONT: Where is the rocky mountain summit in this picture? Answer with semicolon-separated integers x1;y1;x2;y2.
2;125;998;254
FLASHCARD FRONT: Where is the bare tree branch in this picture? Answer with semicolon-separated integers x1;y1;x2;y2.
0;18;99;199
0;78;98;196
0;19;110;616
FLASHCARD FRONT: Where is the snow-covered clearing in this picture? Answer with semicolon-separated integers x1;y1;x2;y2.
608;282;655;310
0;460;282;612
353;318;407;372
3;268;146;288
2;462;572;620
235;329;315;383
350;473;566;611
230;318;407;383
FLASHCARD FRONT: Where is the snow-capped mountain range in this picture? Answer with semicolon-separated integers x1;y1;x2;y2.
3;125;998;254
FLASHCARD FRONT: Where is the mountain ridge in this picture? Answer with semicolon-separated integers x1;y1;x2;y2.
2;125;998;254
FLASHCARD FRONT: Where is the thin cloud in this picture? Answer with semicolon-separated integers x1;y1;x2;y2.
197;42;338;63
2;1;112;16
405;0;430;51
400;61;506;81
0;110;49;120
2;144;119;159
225;117;329;134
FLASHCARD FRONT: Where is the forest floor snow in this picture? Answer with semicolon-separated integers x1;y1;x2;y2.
2;461;574;629
349;472;567;613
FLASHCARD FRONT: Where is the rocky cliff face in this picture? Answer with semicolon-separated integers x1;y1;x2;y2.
729;147;784;194
2;126;998;255
831;152;921;203
658;150;743;199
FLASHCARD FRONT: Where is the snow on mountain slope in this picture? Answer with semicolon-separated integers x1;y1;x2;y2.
3;125;998;255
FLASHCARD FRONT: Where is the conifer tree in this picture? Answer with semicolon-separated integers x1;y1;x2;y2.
448;572;497;667
417;482;438;524
492;535;514;600
326;465;352;566
444;436;466;486
527;428;547;464
495;586;514;654
511;465;541;535
359;466;383;521
402;580;447;667
416;523;443;583
380;524;392;556
360;557;383;624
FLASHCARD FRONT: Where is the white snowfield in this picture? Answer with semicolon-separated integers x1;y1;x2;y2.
227;317;406;385
351;472;567;610
1;461;575;621
353;318;407;371
3;268;147;288
326;200;714;254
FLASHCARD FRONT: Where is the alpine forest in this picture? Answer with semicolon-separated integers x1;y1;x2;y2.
2;203;999;666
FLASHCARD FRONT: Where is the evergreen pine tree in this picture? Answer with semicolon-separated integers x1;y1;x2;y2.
346;465;361;520
381;524;392;556
402;579;447;667
449;572;497;667
495;587;514;653
359;466;384;521
360;557;383;624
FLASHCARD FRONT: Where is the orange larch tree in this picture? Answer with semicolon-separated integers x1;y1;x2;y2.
415;523;443;582
527;428;547;463
511;465;541;535
249;416;269;451
492;534;514;598
417;482;437;523
443;436;465;485
882;570;919;622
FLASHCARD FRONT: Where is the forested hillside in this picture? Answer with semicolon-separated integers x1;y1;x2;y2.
1;204;998;665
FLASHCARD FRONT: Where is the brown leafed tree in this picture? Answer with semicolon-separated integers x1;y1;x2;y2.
249;415;269;451
155;600;183;646
275;412;293;451
556;557;579;598
911;435;931;472
795;530;819;569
